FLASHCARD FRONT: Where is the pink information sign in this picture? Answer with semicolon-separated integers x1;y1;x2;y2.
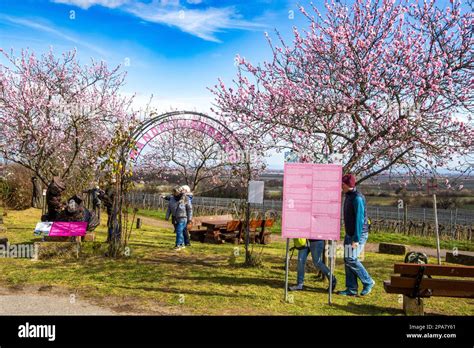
48;222;87;237
282;163;342;240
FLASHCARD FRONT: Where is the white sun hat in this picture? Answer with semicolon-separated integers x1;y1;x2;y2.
181;185;192;194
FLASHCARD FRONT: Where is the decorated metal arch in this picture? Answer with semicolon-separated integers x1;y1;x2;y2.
128;111;253;263
129;111;248;169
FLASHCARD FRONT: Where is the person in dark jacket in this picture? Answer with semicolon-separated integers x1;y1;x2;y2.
338;174;375;296
44;176;66;221
84;185;102;220
56;194;99;232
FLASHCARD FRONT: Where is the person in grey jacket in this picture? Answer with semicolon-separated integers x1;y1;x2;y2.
163;185;193;247
165;186;193;250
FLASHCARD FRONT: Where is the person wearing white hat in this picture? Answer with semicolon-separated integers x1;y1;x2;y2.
179;185;193;246
165;186;193;250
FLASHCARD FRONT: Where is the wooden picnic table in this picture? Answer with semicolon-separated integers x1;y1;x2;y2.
200;219;233;231
200;218;242;244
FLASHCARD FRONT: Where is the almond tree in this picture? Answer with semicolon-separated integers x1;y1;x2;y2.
0;48;135;192
211;0;473;183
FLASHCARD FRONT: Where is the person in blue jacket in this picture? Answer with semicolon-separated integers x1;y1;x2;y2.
338;174;375;296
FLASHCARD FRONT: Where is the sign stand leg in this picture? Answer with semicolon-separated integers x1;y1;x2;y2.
328;240;335;305
284;238;290;302
433;194;441;265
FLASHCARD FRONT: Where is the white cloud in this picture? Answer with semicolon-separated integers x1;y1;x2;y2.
50;0;264;43
51;0;129;10
124;92;214;115
0;14;108;56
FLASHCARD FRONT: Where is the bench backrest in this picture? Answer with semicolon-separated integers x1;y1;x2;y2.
249;219;263;229
393;263;474;277
226;220;242;232
387;263;474;298
264;219;275;228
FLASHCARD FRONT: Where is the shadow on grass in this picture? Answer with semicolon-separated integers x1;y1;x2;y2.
176;274;287;290
330;302;404;316
127;242;164;249
113;284;254;298
138;255;228;268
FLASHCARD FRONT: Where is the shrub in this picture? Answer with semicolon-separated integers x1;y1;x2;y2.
0;164;35;210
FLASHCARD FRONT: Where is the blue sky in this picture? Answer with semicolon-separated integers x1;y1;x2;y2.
0;0;320;168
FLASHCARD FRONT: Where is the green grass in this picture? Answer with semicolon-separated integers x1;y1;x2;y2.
365;196;397;206
369;231;474;252
133;208;167;220
0;208;472;315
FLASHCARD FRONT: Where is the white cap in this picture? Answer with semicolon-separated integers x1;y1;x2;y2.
181;185;191;193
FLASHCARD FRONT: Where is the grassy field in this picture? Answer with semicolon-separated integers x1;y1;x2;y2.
369;230;474;252
0;208;472;315
136;207;474;251
365;195;474;209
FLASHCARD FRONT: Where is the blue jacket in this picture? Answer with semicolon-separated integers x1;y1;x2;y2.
343;188;368;242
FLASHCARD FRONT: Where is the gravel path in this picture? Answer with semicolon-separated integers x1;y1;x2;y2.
0;287;118;315
137;215;173;229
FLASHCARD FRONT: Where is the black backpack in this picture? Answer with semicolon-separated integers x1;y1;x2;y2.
404;251;428;264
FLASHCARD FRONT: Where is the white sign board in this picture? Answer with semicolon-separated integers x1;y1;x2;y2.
34;221;53;236
248;180;265;204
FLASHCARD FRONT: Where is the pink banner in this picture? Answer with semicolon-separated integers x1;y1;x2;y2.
49;222;87;237
282;163;342;240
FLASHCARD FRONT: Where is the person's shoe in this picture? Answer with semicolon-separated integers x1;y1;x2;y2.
173;246;183;251
326;276;337;292
360;280;375;296
289;284;304;291
337;289;357;296
185;243;191;247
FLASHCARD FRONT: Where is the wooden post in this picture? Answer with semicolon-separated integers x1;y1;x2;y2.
454;208;458;236
136;218;142;229
403;296;424;316
41;189;47;216
450;209;453;237
404;204;408;234
245;201;251;264
433;194;441;265
75;236;81;259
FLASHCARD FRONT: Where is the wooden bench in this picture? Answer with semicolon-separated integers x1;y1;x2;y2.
237;219;274;245
218;220;242;244
384;263;474;315
188;214;233;243
258;219;274;244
